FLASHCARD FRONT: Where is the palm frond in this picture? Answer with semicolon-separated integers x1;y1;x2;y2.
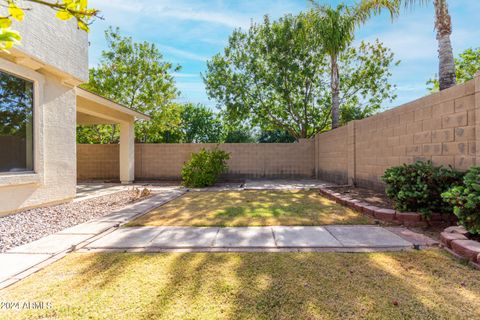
401;0;431;8
355;0;401;22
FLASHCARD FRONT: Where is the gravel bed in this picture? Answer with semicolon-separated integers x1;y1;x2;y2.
0;191;150;253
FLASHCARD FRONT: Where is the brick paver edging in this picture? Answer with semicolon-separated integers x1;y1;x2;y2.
440;226;480;270
318;187;451;227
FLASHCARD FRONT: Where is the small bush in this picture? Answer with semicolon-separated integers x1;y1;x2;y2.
442;167;480;235
181;148;230;188
381;161;463;217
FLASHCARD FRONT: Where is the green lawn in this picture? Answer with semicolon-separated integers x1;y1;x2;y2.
127;190;374;227
1;250;479;319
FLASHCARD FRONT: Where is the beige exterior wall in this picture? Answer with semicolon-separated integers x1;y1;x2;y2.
77;140;315;180
0;62;77;214
313;75;480;190
8;0;89;82
0;2;87;214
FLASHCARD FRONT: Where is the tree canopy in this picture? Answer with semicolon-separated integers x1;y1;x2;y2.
204;11;398;138
180;103;224;143
310;1;397;128
79;27;180;144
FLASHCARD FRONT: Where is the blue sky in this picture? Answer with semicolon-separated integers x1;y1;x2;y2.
88;0;480;110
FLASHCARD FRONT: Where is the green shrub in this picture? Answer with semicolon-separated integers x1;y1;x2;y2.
181;148;230;188
381;161;463;217
442;167;480;235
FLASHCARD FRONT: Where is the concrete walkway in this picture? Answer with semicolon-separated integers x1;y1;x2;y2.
75;182;183;202
244;179;333;190
81;225;414;252
0;189;185;289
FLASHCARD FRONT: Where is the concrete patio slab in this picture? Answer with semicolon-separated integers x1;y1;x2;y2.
273;226;342;247
58;221;119;235
244;179;331;190
114;191;185;214
150;227;219;248
213;227;276;247
85;227;162;249
7;233;94;254
75;183;130;202
97;211;143;223
188;182;244;192
0;253;52;282
325;226;412;248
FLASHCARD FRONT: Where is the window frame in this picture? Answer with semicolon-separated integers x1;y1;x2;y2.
0;58;45;187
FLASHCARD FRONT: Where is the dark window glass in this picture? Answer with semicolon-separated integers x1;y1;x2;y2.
0;70;34;173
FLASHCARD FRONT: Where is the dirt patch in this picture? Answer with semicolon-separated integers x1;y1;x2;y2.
325;186;395;209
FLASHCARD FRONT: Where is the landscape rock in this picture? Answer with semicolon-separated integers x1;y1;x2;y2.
0;190;151;253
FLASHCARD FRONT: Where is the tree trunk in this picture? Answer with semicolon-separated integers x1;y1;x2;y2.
435;0;456;90
331;55;340;129
110;124;117;144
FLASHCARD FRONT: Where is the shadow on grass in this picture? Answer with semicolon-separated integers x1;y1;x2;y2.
3;250;480;319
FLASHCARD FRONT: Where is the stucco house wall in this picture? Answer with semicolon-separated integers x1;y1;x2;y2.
0;3;88;215
10;1;89;81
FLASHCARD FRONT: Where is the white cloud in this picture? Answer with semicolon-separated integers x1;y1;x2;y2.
173;72;200;78
360;20;437;61
177;81;206;93
92;0;252;29
396;83;426;92
160;45;209;62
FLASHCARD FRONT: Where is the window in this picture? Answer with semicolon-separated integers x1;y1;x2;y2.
0;70;34;173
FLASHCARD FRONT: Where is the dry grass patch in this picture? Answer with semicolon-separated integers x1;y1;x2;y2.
2;250;479;319
127;190;373;227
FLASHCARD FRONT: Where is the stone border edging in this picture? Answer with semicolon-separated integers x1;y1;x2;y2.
318;187;450;227
440;226;480;269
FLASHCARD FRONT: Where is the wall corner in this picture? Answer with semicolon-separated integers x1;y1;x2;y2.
314;134;319;179
475;71;480;166
347;121;356;186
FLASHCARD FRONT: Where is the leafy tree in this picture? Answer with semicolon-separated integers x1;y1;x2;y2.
205;12;326;139
204;12;398;138
80;27;180;144
428;47;480;92
138;103;183;143
180;103;223;143
257;130;296;143
0;0;98;50
339;40;399;124
311;1;397;129
224;127;256;143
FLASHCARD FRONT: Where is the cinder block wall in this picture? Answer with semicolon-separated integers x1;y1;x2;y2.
314;126;348;185
313;75;480;190
77;139;315;180
77;144;119;180
77;74;480;188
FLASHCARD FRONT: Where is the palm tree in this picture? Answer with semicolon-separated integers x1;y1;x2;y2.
400;0;456;90
311;1;397;129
